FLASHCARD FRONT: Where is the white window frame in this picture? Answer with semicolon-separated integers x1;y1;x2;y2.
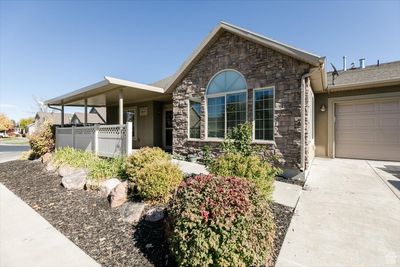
252;86;275;143
187;97;202;140
124;106;138;141
205;90;248;140
205;69;248;140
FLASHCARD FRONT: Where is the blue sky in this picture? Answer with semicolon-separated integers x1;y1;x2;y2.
1;0;399;121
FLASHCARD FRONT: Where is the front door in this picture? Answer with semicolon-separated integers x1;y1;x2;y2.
163;109;173;151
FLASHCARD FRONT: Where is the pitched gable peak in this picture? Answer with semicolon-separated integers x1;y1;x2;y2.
164;21;324;93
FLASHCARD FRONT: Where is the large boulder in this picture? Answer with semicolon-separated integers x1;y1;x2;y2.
61;170;87;190
100;178;121;196
45;160;58;173
121;202;145;224
144;207;165;222
58;164;86;177
109;181;128;208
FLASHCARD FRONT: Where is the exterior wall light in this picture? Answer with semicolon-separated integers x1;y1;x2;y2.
320;104;326;112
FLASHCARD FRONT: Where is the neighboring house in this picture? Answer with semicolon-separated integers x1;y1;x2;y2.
30;107;106;134
34;112;74;126
44;22;400;176
26;123;37;134
70;107;107;125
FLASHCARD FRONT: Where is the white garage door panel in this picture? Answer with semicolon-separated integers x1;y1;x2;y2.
335;98;400;161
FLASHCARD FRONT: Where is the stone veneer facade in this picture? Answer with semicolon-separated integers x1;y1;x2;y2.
172;31;314;170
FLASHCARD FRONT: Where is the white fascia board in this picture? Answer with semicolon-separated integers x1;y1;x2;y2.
104;76;164;93
164;21;324;93
326;77;400;92
44;76;165;105
163;24;222;93
44;79;110;105
220;22;322;65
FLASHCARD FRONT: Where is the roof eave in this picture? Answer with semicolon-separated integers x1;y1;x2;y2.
44;76;165;106
325;77;400;92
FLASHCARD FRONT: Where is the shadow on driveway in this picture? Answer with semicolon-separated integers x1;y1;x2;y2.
377;165;400;179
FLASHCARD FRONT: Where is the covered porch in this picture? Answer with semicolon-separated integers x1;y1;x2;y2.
45;76;172;157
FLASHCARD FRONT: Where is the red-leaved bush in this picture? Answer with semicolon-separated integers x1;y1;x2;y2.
167;174;275;266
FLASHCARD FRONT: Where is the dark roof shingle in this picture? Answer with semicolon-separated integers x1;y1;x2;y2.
327;61;400;89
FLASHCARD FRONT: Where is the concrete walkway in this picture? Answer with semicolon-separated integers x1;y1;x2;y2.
276;158;400;267
273;180;302;208
0;183;100;267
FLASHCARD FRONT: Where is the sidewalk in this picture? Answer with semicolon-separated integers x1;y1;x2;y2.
0;183;100;267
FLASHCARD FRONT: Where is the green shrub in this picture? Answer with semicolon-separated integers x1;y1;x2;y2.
53;147;126;180
135;160;183;202
202;145;213;167
209;152;280;199
221;122;253;157
53;147;98;169
167;175;275;266
28;120;54;158
89;157;126;181
126;147;170;183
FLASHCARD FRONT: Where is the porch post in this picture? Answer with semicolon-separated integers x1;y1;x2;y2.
126;122;132;155
84;98;88;126
61;102;64;127
119;89;123;125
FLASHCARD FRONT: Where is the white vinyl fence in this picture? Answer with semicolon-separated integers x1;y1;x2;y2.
55;123;132;157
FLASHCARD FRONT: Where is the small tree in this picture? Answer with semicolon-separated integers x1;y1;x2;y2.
28;120;54;158
19;117;34;129
0;113;13;132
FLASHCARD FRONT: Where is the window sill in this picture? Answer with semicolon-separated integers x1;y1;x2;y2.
251;140;276;145
186;138;276;145
187;138;224;143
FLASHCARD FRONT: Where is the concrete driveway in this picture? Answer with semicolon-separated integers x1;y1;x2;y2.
276;158;400;267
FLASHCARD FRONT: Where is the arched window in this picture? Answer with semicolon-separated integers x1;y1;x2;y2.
206;70;247;138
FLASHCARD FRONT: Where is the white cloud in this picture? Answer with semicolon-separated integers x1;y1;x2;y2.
0;104;17;108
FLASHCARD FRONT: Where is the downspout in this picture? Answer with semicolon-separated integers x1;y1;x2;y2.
300;67;319;171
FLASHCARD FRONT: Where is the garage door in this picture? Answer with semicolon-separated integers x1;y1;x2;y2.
335;98;400;161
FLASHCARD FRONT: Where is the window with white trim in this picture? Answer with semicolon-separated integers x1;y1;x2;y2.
253;88;274;141
206;70;247;138
189;98;201;139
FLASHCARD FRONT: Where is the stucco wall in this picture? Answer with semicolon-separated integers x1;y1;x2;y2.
172;31;312;170
107;101;161;149
315;85;400;157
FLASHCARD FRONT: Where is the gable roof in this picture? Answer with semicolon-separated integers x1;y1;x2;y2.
327;60;400;91
36;112;73;125
71;112;105;124
164;21;325;93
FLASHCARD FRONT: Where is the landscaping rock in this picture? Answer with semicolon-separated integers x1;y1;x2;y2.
120;202;145;224
45;160;58;172
41;152;52;164
109;181;128;208
100;178;121;196
58;164;86;177
61;170;87;190
144;207;165;222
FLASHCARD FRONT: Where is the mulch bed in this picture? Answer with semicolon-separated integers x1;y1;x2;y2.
0;160;294;267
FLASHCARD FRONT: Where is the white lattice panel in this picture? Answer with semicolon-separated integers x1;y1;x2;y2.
55;124;131;158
